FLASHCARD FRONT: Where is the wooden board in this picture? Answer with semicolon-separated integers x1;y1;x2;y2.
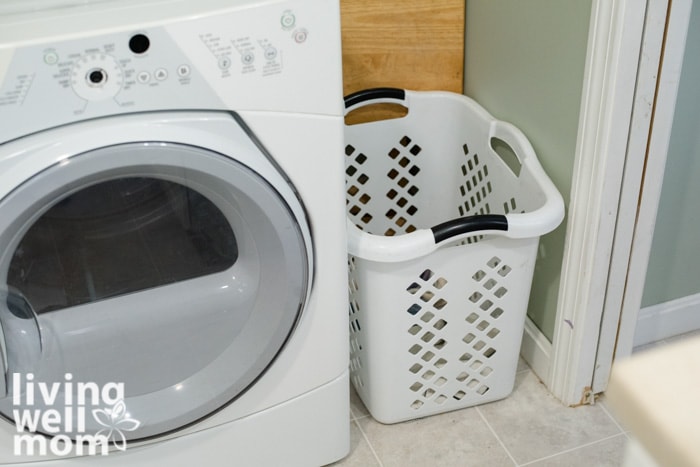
340;0;465;96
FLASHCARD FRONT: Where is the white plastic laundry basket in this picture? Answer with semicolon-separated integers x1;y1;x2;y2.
345;88;564;424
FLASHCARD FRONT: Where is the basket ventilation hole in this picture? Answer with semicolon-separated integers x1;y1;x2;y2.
411;400;424;410
498;265;512;277
420;311;435;323
459;352;473;363
491;308;504;319
408;324;422;335
345;144;355;156
434;358;447;369
409;363;423;374
433;319;447;330
400;136;412;147
422;370;435;381
407;304;422;315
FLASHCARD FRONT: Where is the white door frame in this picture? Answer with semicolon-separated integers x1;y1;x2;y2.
521;0;693;406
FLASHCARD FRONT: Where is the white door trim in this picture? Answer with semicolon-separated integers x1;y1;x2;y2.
612;0;694;361
592;0;672;393
546;0;648;406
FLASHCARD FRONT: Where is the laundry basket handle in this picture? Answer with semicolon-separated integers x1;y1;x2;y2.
431;214;508;243
344;87;406;112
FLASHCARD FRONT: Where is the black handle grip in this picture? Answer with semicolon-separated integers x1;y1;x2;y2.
344;88;406;109
431;215;508;243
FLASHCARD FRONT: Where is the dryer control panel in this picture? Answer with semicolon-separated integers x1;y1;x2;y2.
0;0;342;143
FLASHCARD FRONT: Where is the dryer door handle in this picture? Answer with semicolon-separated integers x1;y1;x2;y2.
0;288;43;398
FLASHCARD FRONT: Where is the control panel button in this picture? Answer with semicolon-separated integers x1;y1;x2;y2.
240;53;255;66
44;52;59;65
264;47;278;61
281;11;296;29
177;65;191;77
137;71;151;84
293;29;308;44
154;68;168;81
218;56;232;70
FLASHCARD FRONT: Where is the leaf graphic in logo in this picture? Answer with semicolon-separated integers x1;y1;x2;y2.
92;399;141;451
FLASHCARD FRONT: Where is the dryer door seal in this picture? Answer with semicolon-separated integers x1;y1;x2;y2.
0;140;310;441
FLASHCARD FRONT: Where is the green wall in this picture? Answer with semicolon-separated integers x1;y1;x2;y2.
464;0;591;340
642;2;700;307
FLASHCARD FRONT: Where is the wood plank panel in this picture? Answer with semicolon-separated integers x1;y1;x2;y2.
340;0;465;96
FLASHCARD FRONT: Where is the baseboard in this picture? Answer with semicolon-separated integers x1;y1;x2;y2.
520;316;552;384
634;293;700;347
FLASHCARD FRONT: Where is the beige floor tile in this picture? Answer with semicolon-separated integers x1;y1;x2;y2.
329;420;381;466
357;407;514;467
477;371;622;465
523;434;628;467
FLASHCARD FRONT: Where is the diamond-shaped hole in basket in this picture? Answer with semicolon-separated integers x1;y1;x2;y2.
409;363;423;374
421;331;435;343
498;265;512;277
433;277;448;289
484;279;497;290
453;390;467;401
480;366;494;377
459;352;473;363
422;370;436;381
407;282;421;294
418;270;434;282
477;385;490;396
410;382;423;392
463;333;476;344
487;328;501;339
433;339;447;350
433;299;448;310
435;395;448;405
433;319;448;330
477;320;490;331
420;311;435;323
420;291;435;302
490;308;505;319
423;388;436;399
495;287;508;298
456;372;469;382
434;358;447;369
411;400;424;410
466;312;479;324
408;344;422;355
487;257;502;269
407;304;422;315
469;292;483;303
408;324;422;335
484;347;497;358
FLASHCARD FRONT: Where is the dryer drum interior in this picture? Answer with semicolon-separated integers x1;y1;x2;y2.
0;142;310;440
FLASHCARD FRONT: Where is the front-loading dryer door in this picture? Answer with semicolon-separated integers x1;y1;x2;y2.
0;112;311;442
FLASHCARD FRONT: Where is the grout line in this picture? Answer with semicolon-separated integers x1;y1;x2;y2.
597;397;628;434
518;432;628;466
353;418;384;467
475;406;519;466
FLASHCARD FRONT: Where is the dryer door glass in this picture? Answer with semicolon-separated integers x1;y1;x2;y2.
0;142;310;441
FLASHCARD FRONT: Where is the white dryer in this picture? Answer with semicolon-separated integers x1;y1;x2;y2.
0;0;349;465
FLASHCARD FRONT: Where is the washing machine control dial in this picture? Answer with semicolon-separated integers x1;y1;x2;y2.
71;54;123;101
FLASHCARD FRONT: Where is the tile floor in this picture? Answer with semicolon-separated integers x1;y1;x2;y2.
334;331;700;467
